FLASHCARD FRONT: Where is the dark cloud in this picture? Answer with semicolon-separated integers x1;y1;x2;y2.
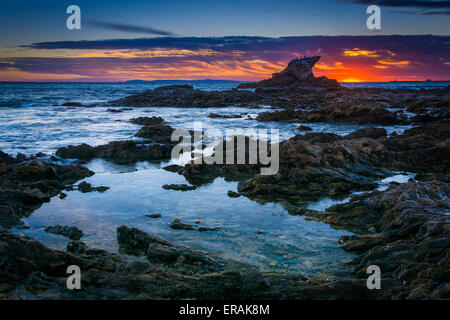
6;35;450;81
21;35;450;58
86;20;177;36
340;0;450;14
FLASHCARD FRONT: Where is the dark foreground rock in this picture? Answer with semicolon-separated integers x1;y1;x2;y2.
287;176;450;299
0;155;93;228
0;227;396;299
117;225;221;275
45;225;84;240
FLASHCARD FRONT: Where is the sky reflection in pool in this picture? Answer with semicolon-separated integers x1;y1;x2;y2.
14;159;355;277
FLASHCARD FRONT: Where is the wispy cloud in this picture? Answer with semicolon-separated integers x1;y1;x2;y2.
87;20;177;36
340;0;450;15
4;35;450;82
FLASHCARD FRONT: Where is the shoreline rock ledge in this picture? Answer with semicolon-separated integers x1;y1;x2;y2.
238;56;339;88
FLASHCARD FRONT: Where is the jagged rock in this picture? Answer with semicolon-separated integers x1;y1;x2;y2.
56;140;172;163
382;122;450;173
345;127;387;140
0;151;19;165
0;157;93;228
45;225;84;240
297;125;312;131
130;116;164;125
0;228;406;299
180;136;269;185
237;134;386;203
257;104;404;125
134;124;175;142
109;84;258;108
238;56;339;88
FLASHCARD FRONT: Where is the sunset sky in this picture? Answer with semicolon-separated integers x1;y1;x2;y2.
0;0;449;82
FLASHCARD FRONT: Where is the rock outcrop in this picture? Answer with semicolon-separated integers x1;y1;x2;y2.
238;56;339;88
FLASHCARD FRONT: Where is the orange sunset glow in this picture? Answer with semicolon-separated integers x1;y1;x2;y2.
0;36;448;82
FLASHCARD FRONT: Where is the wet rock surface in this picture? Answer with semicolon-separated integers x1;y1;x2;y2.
134;124;175;142
109;84;258;108
56;141;173;163
0;227;397;299
77;181;109;193
0;155;93;228
336;179;449;299
237;132;388;203
117;225;221;275
107;64;449;127
130;116;164;125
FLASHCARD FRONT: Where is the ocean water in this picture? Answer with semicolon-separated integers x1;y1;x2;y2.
0;81;434;276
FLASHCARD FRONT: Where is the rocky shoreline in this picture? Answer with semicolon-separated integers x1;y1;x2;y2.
0;57;448;299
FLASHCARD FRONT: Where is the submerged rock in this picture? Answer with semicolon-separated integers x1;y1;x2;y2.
0;227;406;299
169;218;195;230
117;225;221;274
45;225;84;240
145;213;162;218
61;102;86;107
77;181;109;193
162;184;197;191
